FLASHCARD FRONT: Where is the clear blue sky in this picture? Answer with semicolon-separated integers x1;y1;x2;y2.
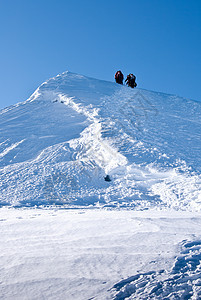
0;0;201;109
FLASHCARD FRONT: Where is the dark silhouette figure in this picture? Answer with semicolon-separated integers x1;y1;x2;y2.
125;73;137;88
115;70;124;84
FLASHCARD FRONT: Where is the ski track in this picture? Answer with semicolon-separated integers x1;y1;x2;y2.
0;71;201;210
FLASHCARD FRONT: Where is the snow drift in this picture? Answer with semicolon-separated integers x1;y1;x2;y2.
0;71;201;210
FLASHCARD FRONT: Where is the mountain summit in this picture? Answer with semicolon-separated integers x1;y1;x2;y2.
0;71;201;210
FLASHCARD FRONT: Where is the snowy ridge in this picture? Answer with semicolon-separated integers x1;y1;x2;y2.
0;71;201;210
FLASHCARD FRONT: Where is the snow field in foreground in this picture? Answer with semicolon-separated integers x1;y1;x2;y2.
1;208;201;299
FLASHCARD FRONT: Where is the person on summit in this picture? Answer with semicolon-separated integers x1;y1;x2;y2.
115;70;124;84
125;73;137;88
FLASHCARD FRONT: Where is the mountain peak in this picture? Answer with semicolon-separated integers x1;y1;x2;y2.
0;72;201;210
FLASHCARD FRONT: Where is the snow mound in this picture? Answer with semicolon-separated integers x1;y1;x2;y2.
0;71;201;210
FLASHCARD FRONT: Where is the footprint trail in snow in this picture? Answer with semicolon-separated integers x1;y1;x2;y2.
0;71;201;210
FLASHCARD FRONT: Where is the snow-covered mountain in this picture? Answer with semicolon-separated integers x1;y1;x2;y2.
0;71;201;210
1;72;201;300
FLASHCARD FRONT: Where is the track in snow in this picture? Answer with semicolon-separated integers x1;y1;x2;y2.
0;71;201;210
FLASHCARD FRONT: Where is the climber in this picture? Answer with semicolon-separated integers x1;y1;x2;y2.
125;73;137;88
115;70;124;85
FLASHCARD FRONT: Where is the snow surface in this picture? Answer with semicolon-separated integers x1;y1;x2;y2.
0;71;201;210
1;208;201;299
1;71;201;299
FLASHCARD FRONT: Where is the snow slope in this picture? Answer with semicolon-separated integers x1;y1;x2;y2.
0;71;201;210
1;72;201;300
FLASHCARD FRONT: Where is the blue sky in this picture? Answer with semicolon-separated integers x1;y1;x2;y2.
0;0;201;109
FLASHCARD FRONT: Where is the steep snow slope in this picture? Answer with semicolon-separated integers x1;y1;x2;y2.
0;71;201;210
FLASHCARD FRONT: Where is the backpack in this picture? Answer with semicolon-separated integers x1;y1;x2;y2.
130;74;135;80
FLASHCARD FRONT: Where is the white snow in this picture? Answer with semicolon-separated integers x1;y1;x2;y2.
1;208;201;299
0;71;201;299
0;71;201;210
0;139;25;159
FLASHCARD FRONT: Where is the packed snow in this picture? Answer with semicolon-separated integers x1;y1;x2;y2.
0;71;201;299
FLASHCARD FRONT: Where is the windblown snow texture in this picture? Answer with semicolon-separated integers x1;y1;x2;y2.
0;71;201;210
110;240;201;299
